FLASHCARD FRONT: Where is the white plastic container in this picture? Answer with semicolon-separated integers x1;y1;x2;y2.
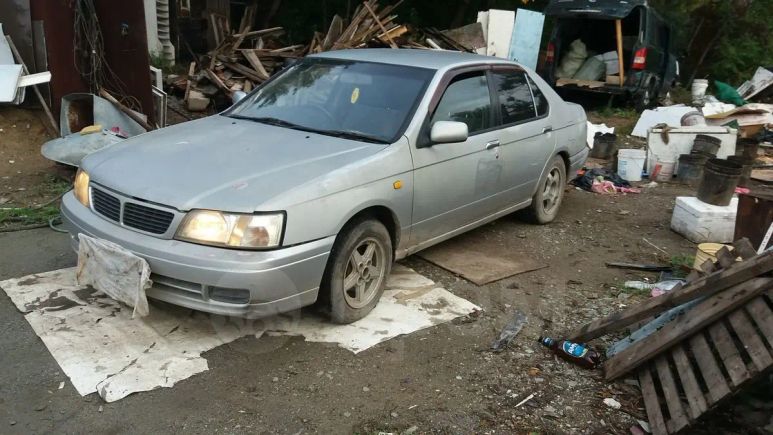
646;126;737;175
617;148;646;182
692;79;709;101
671;196;738;243
655;158;676;181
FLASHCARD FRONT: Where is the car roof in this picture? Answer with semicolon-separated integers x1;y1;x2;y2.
309;48;516;71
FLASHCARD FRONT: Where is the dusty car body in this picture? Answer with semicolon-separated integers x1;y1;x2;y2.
61;49;587;322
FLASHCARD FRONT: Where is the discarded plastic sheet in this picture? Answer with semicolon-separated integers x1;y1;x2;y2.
76;234;151;318
0;264;479;402
737;66;773;101
490;310;527;352
631;105;697;138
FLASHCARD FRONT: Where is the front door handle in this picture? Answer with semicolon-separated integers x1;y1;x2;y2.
485;140;501;150
542;125;553;134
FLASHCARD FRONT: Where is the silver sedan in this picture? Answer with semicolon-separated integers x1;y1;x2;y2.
62;49;587;323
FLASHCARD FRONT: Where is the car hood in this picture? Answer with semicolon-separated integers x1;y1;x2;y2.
84;115;384;212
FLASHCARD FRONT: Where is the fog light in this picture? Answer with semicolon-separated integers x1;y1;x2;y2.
209;287;250;304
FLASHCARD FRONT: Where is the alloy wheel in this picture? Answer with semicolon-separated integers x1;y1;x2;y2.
342;238;387;309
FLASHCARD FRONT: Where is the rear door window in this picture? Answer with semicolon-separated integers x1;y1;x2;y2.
527;75;549;117
431;72;492;134
492;71;536;125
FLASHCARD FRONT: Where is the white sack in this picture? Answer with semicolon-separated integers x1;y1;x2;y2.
76;234;151;317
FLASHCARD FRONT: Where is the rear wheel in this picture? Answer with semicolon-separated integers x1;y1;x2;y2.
322;219;392;324
523;156;567;224
635;80;659;112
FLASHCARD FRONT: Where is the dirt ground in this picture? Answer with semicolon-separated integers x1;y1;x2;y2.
0;104;771;434
0;108;72;207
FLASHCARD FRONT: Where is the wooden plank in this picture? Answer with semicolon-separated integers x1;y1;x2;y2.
639;367;669;435
733;238;758;260
671;346;709;419
655;355;690;433
204;69;229;92
240;50;270;80
728;309;773;371
699;259;717;274
615;19;625;87
745;297;773;347
715;246;737;269
217;56;263;82
708;322;750;386
568;252;773;342
604;277;772;380
689;333;731;404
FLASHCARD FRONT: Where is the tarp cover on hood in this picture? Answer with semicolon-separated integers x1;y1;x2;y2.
544;0;647;19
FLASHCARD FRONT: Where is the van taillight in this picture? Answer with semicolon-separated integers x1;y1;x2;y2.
633;47;647;70
546;42;555;63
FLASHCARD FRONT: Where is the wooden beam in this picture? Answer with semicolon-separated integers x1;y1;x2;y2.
240;50;270;80
615;19;624;87
6;36;59;136
98;88;154;131
604;277;772;380
362;1;398;48
567;252;773;342
732;238;758;260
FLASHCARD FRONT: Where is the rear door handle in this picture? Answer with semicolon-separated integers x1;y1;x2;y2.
485;140;500;150
542;126;553;133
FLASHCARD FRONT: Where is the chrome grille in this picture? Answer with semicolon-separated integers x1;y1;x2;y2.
91;188;121;222
123;202;174;234
90;186;176;235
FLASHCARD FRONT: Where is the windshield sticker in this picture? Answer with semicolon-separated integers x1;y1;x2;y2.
351;87;360;104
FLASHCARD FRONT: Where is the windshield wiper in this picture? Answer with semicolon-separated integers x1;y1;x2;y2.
317;129;389;144
228;115;308;130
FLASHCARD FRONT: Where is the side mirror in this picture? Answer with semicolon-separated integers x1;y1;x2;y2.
232;91;247;104
430;121;468;144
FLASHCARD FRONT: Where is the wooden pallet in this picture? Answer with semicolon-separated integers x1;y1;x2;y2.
637;289;773;435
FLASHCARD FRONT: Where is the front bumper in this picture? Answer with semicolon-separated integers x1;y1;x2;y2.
61;192;334;318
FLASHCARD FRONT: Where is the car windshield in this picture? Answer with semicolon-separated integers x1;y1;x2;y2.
227;59;435;144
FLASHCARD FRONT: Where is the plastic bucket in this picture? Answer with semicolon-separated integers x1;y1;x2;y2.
680;111;706;127
617;149;646;182
696;158;743;206
590;133;617;159
691;135;722;157
677;153;708;186
692;79;709;101
655;158;676;181
728;155;754;187
693;243;728;270
735;138;760;160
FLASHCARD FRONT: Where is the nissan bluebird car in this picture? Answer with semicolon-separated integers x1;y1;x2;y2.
62;49;587;323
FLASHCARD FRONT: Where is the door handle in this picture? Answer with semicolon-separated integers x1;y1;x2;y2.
485;140;500;150
542;126;553;133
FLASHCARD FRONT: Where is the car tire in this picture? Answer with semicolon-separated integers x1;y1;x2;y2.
523;156;567;224
321;218;393;324
635;80;658;112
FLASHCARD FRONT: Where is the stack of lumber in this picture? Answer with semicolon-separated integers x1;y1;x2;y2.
567;239;773;434
183;1;474;111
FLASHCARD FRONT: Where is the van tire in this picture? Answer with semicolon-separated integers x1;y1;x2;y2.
635;80;658;112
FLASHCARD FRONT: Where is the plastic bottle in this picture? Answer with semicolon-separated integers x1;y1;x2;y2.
538;337;601;369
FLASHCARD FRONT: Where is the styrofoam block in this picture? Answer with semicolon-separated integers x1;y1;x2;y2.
671;196;738;243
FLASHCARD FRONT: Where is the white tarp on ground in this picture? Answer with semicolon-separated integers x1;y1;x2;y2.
0;265;479;403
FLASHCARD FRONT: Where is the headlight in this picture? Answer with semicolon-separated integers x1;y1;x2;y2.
176;210;284;249
74;169;90;207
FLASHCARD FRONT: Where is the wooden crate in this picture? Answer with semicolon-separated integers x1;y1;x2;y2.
638;291;773;434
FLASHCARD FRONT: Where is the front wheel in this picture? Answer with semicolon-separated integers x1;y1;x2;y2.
523;156;567;224
322;219;393;324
